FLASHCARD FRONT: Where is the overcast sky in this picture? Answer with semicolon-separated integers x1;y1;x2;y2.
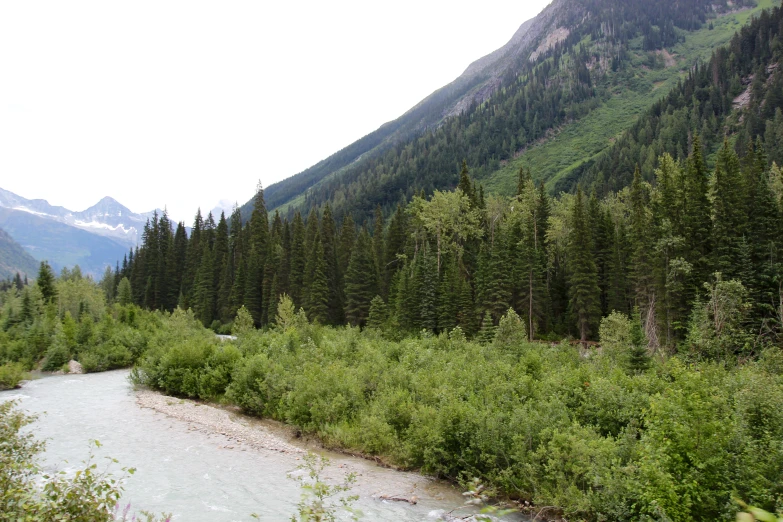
0;1;551;223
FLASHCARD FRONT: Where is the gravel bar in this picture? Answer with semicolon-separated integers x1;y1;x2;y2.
135;390;304;455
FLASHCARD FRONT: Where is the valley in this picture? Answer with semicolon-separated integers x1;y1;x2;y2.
3;1;783;521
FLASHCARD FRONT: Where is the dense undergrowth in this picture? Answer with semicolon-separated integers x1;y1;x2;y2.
3;266;783;520
127;303;783;522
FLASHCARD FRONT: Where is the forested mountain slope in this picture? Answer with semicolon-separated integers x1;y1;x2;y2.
0;227;37;280
254;0;768;222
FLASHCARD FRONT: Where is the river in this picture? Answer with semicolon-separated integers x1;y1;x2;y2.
0;370;480;521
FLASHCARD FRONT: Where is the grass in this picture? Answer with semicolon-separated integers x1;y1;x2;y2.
481;0;779;195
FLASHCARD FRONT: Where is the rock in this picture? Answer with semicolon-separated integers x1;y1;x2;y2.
68;360;84;374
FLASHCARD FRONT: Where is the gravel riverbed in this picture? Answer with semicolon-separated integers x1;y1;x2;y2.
135;390;304;455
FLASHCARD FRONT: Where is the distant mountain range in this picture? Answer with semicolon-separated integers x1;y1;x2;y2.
0;187;158;248
0;187;162;276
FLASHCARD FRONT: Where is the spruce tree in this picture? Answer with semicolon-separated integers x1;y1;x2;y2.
36;261;57;304
477;311;497;344
289;212;306;308
182;209;204;308
713;140;748;279
629;167;657;336
437;256;460;331
344;227;378;327
244;184;269;323
338;214;356;280
682;135;712;293
627;308;650;374
229;253;246;315
383;205;407;288
307;238;329;324
372;205;386;297
568;187;601;343
321;204;343;324
243;247;263;326
415;245;439;331
367;295;387;329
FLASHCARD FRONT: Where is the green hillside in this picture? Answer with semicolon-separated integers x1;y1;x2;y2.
484;0;779;194
0;227;38;280
256;0;771;223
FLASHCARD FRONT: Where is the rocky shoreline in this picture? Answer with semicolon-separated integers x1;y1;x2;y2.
135;389;304;456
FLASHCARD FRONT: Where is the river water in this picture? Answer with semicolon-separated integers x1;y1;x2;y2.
0;371;477;521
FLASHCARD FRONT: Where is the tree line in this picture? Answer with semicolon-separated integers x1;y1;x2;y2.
115;133;783;356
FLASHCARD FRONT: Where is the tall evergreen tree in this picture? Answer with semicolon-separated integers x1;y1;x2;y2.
307;236;329;324
682;135;712;292
344;227;378;326
289;211;306;308
713;140;748;279
568;187;601;343
321;204;342;324
36;261;57;304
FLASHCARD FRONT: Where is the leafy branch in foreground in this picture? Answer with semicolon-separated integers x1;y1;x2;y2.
0;400;170;521
737;500;783;522
287;452;360;522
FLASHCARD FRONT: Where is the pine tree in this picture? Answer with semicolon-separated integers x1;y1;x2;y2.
194;246;215;326
229;253;246;315
372;205;386;297
383;205;407;289
713;140;748;279
214;212;231;321
307;237;329;324
245;183;269;324
627;308;650;374
457;160;475;205
182;209;204;308
682;135;712;293
437;256;460;331
629;167;658;345
568;187;601;343
117;277;132;306
338;214;356;280
344;227;378;327
367;295;387;329
243;247;263;326
36;261;57;304
168;221;189;310
321;204;343;324
477;311;497;344
415;245;439;331
289;212;306;308
478;229;511;322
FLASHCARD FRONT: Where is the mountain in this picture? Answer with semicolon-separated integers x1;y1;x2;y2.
0;188;158;248
0;226;38;280
245;0;774;222
0;207;129;277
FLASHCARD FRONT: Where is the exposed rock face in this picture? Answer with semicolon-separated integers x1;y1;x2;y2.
68;360;84;374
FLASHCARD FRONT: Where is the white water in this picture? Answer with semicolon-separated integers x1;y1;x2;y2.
1;371;476;521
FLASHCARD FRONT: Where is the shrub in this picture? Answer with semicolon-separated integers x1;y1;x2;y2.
0;362;29;390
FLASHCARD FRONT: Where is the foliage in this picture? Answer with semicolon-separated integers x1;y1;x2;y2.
0;361;29;390
287;453;359;522
133;316;783;521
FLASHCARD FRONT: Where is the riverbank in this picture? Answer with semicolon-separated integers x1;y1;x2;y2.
135;389;303;456
2;370;476;521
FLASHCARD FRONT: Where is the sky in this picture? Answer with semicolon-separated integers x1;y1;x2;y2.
0;0;551;223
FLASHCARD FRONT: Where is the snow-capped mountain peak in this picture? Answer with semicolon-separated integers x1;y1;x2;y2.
0;187;160;247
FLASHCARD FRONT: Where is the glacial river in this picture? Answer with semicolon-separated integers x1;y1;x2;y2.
0;370;481;521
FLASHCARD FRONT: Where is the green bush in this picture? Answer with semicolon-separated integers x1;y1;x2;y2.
0;362;29;390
